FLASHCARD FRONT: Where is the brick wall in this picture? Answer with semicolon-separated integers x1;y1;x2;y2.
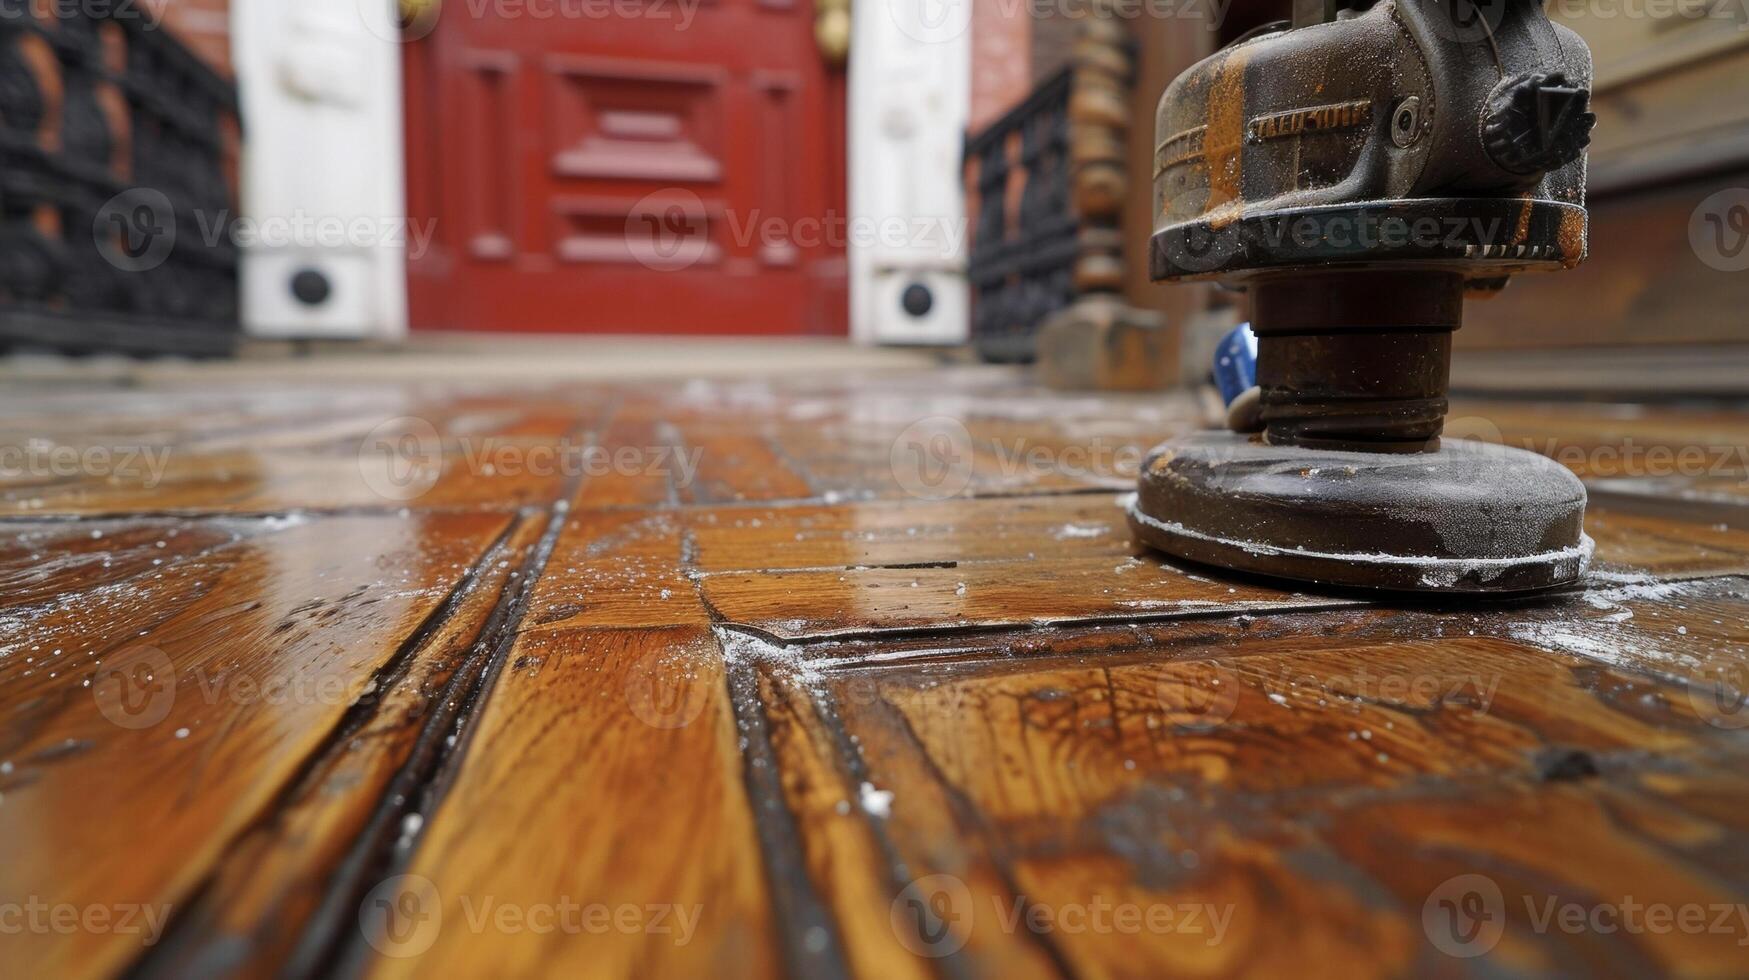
158;0;232;75
970;0;1033;131
1029;10;1079;84
969;4;1099;128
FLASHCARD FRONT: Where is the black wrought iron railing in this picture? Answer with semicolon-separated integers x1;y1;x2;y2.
0;3;241;356
964;67;1078;363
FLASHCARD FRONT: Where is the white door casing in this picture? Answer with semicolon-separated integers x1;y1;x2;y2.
233;0;407;339
849;0;972;345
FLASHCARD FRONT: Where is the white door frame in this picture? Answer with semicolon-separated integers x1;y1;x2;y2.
232;0;409;340
848;0;972;345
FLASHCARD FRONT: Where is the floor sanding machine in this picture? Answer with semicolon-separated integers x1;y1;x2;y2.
1129;0;1598;593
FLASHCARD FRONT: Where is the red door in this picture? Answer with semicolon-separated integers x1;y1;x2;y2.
402;2;847;334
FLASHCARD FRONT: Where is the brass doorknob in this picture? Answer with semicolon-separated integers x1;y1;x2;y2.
399;0;442;33
815;0;849;66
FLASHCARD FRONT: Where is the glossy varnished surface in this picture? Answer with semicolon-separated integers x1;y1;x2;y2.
1;365;1747;978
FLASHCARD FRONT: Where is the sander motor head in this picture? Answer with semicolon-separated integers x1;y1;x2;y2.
1136;0;1597;594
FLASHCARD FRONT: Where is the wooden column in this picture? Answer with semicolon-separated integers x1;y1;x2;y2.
1036;5;1173;391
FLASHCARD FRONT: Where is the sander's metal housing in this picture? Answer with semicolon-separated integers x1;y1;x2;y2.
1151;0;1594;287
1131;0;1599;594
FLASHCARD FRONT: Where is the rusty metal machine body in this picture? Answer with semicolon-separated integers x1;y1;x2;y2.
1130;0;1599;593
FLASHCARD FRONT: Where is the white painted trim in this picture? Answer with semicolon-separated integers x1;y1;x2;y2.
847;0;972;345
232;0;408;339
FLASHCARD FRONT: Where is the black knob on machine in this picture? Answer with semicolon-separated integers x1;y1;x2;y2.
1481;71;1596;180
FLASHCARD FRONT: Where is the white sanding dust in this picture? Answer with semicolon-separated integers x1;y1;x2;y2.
1121;493;1595;588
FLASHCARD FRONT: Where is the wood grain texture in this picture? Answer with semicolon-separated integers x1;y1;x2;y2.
356;493;783;979
0;367;1746;979
0;511;515;978
135;512;552;978
1457;168;1749;350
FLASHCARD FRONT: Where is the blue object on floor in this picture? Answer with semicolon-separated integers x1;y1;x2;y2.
1212;323;1257;407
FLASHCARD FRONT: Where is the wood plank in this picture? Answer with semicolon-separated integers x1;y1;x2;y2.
1589;473;1749;514
765;590;1749;978
0;385;596;454
0;452;565;517
0;511;514;979
684;494;1136;573
692;378;1196;503
1586;506;1749;579
1458;167;1749;349
1447;399;1749;481
674;424;818;505
692;489;1749;639
750;663;938;980
0;382;601;517
700;557;1350;640
740;636;1063;977
1452;348;1749;399
133;511;551;977
570;414;686;510
359;501;784;978
521;509;701;631
361;623;782;978
0;517;245;610
1504;575;1749;694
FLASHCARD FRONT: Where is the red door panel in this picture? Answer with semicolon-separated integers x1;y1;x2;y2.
403;2;847;335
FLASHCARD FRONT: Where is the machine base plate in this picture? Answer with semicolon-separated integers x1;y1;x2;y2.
1127;431;1592;594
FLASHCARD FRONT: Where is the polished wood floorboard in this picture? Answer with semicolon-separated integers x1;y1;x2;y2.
1;366;1747;978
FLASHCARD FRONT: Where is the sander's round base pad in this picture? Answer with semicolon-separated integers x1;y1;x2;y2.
1127;432;1592;594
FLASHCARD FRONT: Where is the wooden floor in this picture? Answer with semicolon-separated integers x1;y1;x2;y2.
3;360;1749;979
